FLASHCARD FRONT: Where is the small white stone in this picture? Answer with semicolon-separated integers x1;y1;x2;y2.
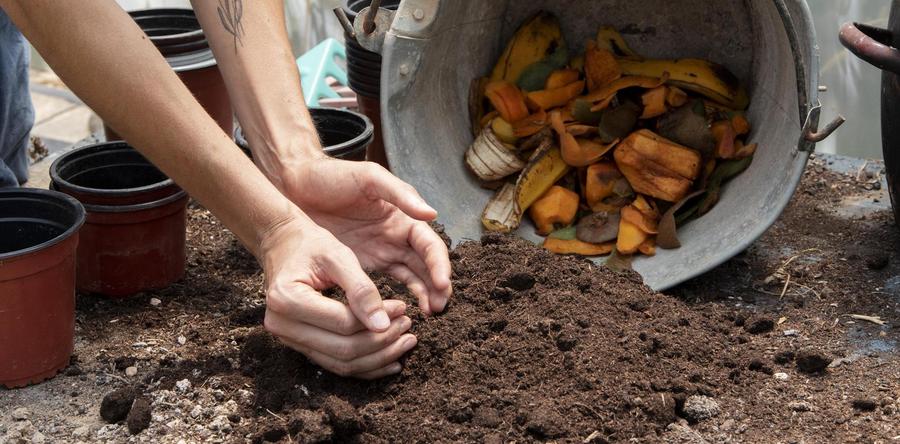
175;379;191;393
149;298;161;306
774;372;790;381
177;336;187;346
125;366;138;377
208;415;232;432
783;329;799;337
31;431;46;443
132;342;148;348
11;407;30;421
72;425;91;438
190;405;203;419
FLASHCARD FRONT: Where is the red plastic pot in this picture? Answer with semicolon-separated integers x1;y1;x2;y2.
77;192;189;298
0;189;85;388
51;142;188;298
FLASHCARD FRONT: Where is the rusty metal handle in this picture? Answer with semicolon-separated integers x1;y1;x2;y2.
840;22;900;75
363;0;382;34
333;8;356;40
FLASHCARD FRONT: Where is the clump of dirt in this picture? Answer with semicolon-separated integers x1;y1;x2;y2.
126;398;152;434
99;387;136;423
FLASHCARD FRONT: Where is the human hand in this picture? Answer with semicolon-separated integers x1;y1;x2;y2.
275;157;453;315
259;216;418;379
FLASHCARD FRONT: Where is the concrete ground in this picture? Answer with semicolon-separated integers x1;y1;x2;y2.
26;69;98;189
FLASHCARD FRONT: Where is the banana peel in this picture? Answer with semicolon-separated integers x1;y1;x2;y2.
596;26;640;59
544;226;614;256
614;129;702;202
490;11;565;86
584;45;622;91
491;117;519;144
517;46;570;92
516;140;571;213
485;81;530;123
482;183;521;233
618;58;749;110
526;80;585;110
585;75;668;110
466;127;526;182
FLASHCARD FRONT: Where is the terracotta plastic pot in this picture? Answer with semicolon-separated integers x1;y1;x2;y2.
0;189;85;388
105;8;232;141
77;192;189;298
51;142;188;298
234;107;373;162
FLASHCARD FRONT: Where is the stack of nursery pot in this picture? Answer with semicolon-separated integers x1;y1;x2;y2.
235;107;374;161
0;189;85;388
50;142;189;298
105;8;233;141
340;0;401;168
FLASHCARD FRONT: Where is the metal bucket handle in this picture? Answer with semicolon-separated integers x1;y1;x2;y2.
839;22;900;74
770;0;844;149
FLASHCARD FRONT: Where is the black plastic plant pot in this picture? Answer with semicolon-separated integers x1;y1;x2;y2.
128;8;207;56
0;189;85;388
50;141;180;207
235;107;374;161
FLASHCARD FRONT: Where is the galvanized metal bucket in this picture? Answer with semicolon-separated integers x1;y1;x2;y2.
361;0;839;290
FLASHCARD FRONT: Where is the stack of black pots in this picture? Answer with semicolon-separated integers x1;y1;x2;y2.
341;0;401;169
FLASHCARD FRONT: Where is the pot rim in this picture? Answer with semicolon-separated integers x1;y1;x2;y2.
50;141;176;199
83;190;189;214
129;8;206;48
0;189;85;262
309;107;375;156
236;108;375;157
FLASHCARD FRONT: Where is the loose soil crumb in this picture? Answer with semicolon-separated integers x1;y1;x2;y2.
126;398;152;435
2;155;899;443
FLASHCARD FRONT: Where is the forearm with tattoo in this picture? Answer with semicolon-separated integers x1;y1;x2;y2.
217;0;245;50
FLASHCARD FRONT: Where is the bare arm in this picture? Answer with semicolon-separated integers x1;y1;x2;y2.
0;0;298;254
190;0;453;365
191;0;321;187
2;1;423;379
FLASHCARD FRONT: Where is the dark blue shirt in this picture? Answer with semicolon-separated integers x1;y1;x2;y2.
0;8;34;187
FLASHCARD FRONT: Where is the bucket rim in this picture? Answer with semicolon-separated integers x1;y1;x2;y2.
0;189;85;262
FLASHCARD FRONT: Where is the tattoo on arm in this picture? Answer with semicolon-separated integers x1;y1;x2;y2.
217;0;245;49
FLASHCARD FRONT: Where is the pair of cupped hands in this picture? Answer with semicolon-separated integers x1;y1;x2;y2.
258;156;452;380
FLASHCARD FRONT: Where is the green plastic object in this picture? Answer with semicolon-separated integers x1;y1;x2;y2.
296;38;348;107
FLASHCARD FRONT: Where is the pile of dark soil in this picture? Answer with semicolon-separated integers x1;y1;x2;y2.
233;233;820;443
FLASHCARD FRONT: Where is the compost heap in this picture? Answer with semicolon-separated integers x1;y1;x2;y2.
467;12;756;258
236;233;802;443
